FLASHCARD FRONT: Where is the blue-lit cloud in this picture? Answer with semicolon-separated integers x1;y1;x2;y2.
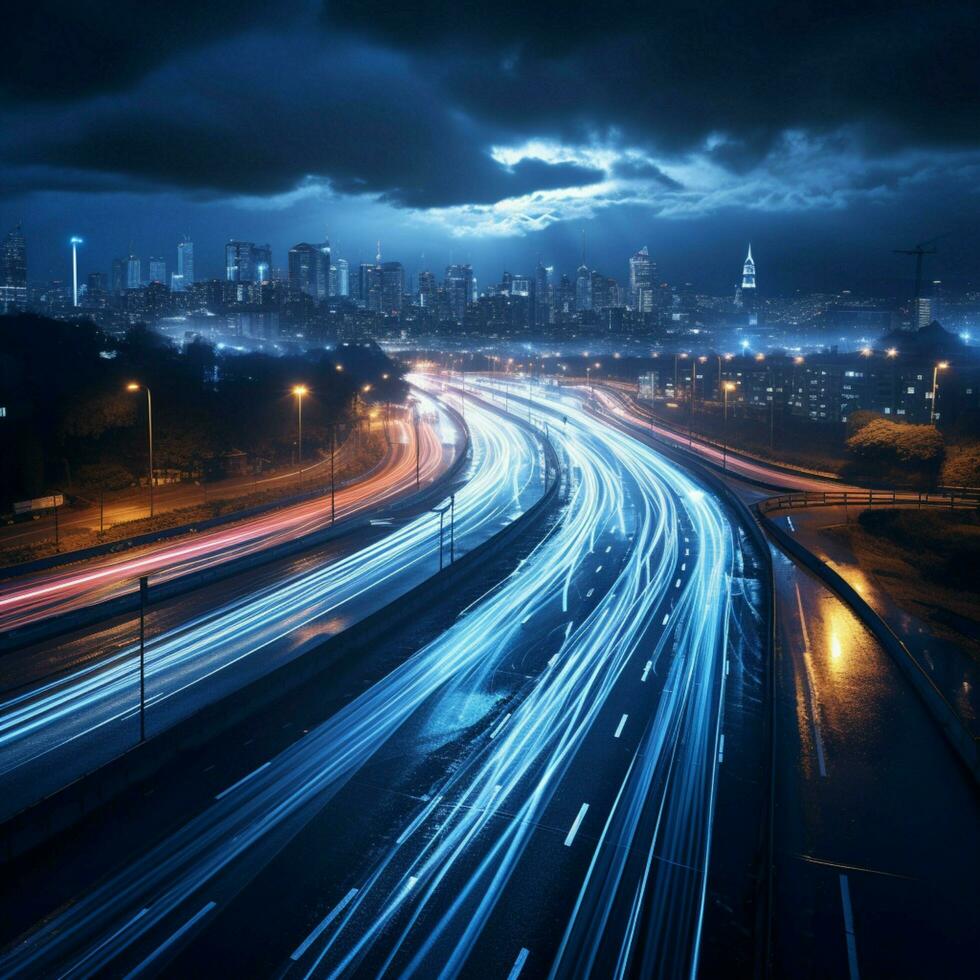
1;2;978;286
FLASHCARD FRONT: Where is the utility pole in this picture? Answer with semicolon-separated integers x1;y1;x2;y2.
139;575;148;742
413;404;421;488
330;423;336;523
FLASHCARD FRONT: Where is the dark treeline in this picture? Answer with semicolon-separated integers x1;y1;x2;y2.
0;314;406;506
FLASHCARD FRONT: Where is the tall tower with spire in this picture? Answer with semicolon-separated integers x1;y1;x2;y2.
741;244;756;292
740;244;758;325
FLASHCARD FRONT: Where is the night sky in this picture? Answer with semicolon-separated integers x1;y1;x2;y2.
2;1;979;294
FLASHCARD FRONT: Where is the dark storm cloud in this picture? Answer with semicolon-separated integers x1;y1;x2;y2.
325;1;980;153
4;37;603;208
0;1;977;222
0;2;292;104
610;159;683;189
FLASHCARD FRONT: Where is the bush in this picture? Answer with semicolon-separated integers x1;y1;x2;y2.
941;444;980;489
845;418;944;487
846;409;881;438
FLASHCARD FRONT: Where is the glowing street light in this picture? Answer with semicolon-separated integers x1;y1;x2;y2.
723;382;737;472
125;382;154;517
70;237;83;308
291;385;308;469
674;352;688;396
930;362;949;425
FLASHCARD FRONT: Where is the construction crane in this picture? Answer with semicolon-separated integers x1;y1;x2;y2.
893;234;949;302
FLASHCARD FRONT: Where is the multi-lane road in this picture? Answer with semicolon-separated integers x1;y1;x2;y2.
0;374;974;978
0;412;450;633
587;380;979;977
0;389;548;822
0;377;751;977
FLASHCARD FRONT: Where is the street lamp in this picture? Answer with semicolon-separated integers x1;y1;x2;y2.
126;382;154;517
722;382;736;472
674;352;688;399
70;237;83;308
717;352;733;399
930;361;949;425
291;385;308;471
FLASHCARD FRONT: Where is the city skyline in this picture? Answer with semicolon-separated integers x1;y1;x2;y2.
3;221;977;304
2;4;979;294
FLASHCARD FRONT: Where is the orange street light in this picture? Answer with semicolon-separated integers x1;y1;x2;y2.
930;361;949;425
125;382;154;517
292;385;307;468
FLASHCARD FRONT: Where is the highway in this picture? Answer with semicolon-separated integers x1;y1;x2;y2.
588;380;979;974
0;435;361;549
769;549;978;976
0;411;450;633
592;384;854;492
0;389;542;822
0;377;746;978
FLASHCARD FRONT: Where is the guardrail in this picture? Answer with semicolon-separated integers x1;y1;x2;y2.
758;488;980;513
756;504;980;785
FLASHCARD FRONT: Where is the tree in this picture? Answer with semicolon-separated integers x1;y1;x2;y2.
846;417;944;487
941;443;980;489
846;409;880;439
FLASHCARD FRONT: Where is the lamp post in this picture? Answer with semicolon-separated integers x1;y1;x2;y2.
126;383;154;518
930;361;949;425
329;422;336;523
717;353;733;402
70;237;83;308
886;348;898;415
412;401;421;488
723;382;736;472
291;384;307;474
674;352;688;400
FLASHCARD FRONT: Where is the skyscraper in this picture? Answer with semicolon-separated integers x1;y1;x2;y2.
533;262;552;327
336;258;349;297
288;243;326;299
148;257;166;284
0;224;27;313
629;247;654;312
111;258;127;296
418;270;436;306
126;255;141;290
226;241;272;282
173;236;194;292
740;244;758;325
253;244;272;283
741;244;756;291
445;264;475;320
380;261;404;314
575;264;592;311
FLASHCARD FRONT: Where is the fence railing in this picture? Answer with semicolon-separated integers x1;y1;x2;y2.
758;488;980;514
